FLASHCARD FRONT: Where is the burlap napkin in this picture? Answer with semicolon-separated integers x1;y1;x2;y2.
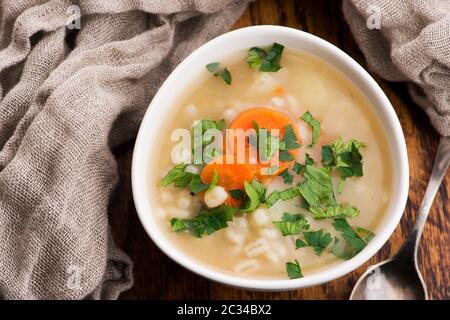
343;0;450;136
0;0;248;300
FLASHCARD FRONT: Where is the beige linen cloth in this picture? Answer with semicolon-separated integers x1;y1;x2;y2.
343;0;450;136
0;0;248;299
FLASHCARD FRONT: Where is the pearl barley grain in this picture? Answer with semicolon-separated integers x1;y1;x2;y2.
204;186;228;208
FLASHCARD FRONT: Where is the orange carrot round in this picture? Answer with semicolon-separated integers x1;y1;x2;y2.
229;107;301;178
200;155;255;207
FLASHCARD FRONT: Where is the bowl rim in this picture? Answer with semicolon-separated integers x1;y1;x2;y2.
132;25;409;290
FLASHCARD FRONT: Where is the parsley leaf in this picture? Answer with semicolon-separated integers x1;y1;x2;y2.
332;218;367;253
300;111;321;148
298;230;332;256
292;154;314;174
170;205;236;237
298;165;336;207
282;124;300;150
189;174;208;194
247;47;267;69
265;187;300;207
229;189;246;201
206;63;232;85
206;169;219;192
273;213;310;236
248;43;285;72
241;179;266;212
321;138;365;193
356;226;375;242
279;168;294;184
279;149;294;162
309;203;359;219
330;237;356;260
161;164;187;186
193;119;225;164
286;259;303;279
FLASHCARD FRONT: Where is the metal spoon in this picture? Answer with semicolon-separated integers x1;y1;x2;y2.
350;135;450;300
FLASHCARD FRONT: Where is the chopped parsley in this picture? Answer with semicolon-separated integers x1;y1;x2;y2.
286;259;303;279
331;218;370;259
193;119;225;164
206;169;219;192
247;43;285;72
161;164;188;187
206;62;232;85
298;165;359;219
295;230;332;256
282;124;300;150
273;213;310;236
300;111;321;148
229;189;246;201
321;138;365;193
161;164;209;194
292;154;314;174
241;180;266;211
279;168;294;184
170;205;236;237
265;187;300;207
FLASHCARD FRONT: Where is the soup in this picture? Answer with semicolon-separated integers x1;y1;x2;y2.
152;43;392;279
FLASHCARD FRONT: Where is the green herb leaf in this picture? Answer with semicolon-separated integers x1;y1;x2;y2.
356;226;375;242
229;189;246;201
330;237;356;260
279;168;294;184
189;174;208;194
309;203;359;219
193;119;225;164
300;111;321;148
332;218;367;253
265;187;300;207
170;205;236;237
273;213;310;236
241;179;266;212
298;165;336;208
206;63;232;85
206;169;219;192
321;145;335;167
161;164;187;187
282;124;300;150
260;43;284;72
247;47;267;69
293;162;303;174
279;149;294;162
301;230;332;256
206;62;220;73
321;138;365;192
248;43;285;72
286;259;303;279
295;239;308;248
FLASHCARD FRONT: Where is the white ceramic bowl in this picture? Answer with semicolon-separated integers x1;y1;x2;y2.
132;26;409;290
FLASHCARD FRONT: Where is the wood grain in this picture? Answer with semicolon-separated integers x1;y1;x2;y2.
110;0;449;300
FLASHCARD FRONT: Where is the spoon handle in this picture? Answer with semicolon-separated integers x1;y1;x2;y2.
399;135;450;260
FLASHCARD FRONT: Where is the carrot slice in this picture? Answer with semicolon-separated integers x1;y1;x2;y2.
229;107;301;178
200;155;255;207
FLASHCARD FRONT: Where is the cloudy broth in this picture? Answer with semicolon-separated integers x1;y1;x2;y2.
151;48;392;279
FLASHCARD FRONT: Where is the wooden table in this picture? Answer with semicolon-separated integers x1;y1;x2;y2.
110;0;449;300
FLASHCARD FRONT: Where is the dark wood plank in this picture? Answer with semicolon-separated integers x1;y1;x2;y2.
111;0;449;300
